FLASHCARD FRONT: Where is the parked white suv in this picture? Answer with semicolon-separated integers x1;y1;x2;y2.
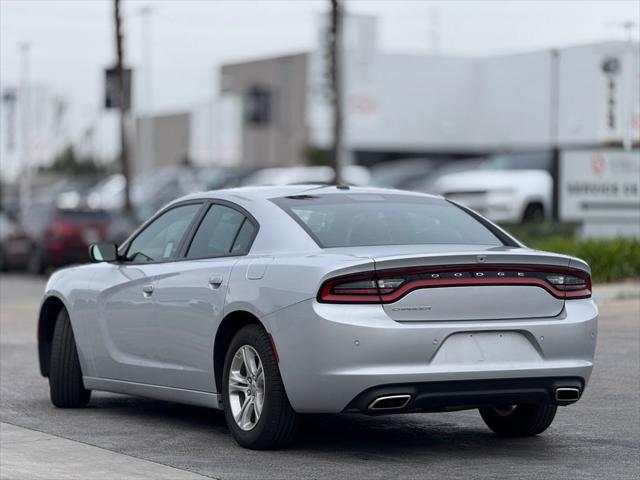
431;152;552;223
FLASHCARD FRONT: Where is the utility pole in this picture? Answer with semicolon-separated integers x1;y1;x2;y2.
114;0;132;214
19;42;31;222
550;48;560;221
139;5;154;173
329;0;344;184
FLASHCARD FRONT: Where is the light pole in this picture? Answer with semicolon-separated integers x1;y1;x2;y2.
114;0;132;214
19;42;31;222
139;5;154;173
550;48;560;221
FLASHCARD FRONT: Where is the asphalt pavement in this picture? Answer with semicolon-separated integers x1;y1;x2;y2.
0;273;638;480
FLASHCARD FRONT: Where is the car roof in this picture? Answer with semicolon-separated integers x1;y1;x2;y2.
175;184;444;204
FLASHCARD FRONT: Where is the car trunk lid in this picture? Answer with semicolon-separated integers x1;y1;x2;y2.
326;246;574;321
374;249;570;321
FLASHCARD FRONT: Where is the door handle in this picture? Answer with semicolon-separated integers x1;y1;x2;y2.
208;275;224;289
142;284;154;296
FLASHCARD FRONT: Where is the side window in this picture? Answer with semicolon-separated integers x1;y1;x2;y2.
126;204;201;263
186;204;255;258
231;219;256;254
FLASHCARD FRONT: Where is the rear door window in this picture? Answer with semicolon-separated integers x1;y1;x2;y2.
186;204;255;258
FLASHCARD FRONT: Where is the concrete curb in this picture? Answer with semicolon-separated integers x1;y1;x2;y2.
0;422;213;480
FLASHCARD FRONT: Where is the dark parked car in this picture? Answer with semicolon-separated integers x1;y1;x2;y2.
21;203;112;274
0;211;33;271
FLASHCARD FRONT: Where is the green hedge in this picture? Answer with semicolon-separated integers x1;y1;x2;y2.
501;222;580;246
527;236;640;283
501;222;640;283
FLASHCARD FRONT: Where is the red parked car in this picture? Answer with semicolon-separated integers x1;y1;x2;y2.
20;202;112;274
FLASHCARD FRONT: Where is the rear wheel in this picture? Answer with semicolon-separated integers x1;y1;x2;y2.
479;403;557;436
49;308;91;408
222;324;299;449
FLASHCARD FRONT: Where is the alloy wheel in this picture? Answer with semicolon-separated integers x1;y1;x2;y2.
228;345;265;431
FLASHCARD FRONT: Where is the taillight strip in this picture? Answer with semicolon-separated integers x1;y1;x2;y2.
318;264;591;304
377;277;590;302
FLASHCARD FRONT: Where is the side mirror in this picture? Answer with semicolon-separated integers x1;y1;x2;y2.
89;243;118;263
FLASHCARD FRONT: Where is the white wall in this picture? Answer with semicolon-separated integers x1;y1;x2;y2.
473;51;552;148
307;16;640;154
134;112;190;175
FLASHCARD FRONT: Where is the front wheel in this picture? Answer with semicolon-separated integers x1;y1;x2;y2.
479;403;557;436
222;325;299;449
49;309;91;408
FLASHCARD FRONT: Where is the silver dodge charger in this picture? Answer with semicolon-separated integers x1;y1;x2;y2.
38;185;597;449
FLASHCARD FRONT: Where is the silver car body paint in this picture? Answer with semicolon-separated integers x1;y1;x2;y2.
41;186;597;413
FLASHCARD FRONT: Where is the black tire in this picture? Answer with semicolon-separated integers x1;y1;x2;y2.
479;403;557;436
522;203;544;222
49;309;91;408
222;324;299;449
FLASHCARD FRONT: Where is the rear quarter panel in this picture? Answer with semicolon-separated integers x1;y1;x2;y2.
225;253;375;321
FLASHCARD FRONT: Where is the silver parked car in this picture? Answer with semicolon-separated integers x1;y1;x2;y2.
38;185;597;449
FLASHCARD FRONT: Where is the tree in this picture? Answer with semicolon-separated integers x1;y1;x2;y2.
40;145;112;175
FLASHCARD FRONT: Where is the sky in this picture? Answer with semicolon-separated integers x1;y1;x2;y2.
1;0;639;174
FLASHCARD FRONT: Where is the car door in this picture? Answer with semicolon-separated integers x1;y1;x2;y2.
92;202;203;386
152;201;258;392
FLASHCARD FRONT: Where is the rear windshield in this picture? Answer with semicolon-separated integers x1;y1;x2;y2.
272;194;504;248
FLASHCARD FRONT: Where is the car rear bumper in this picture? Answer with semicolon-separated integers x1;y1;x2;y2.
264;298;597;413
344;377;584;414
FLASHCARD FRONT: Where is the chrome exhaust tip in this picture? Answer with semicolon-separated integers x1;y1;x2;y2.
368;394;411;410
555;387;581;402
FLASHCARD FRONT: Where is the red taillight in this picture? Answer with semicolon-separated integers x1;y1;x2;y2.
318;265;592;304
545;270;592;299
318;273;381;303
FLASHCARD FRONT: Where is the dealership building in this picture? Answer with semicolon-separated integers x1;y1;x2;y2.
219;15;639;168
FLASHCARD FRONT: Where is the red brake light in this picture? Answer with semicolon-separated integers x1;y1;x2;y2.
318;265;591;304
318;273;381;303
545;270;591;298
